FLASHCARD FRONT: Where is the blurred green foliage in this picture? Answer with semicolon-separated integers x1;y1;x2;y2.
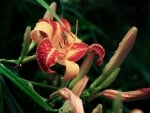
0;0;150;113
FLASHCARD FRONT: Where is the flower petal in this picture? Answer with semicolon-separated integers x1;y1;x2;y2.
36;38;59;73
48;21;63;47
40;18;72;47
58;88;84;113
88;44;105;65
61;18;71;31
66;42;88;62
63;31;82;44
30;21;54;43
57;59;79;80
36;19;63;47
50;20;80;48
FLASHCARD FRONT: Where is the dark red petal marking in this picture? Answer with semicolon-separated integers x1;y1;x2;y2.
36;38;59;73
50;21;58;38
61;19;71;31
66;42;88;62
88;44;105;65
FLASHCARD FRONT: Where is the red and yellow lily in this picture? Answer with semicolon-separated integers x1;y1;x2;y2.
30;10;105;80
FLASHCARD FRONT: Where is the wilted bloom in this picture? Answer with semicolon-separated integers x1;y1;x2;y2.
58;88;84;113
30;14;105;80
50;88;84;113
50;76;88;113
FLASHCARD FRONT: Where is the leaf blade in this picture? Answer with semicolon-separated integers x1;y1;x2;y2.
0;63;57;112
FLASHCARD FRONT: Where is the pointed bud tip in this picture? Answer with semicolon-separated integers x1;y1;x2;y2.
131;26;138;32
129;26;138;36
50;2;57;8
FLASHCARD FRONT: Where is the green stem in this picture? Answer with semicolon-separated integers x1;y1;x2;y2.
20;78;58;90
22;55;36;64
0;59;18;64
0;55;36;66
90;68;120;93
60;80;70;88
112;93;122;113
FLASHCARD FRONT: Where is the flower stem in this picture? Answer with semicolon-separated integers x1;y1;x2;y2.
20;77;58;90
0;59;18;64
22;55;36;64
90;67;120;93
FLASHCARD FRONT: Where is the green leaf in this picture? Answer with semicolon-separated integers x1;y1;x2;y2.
0;76;24;113
18;26;32;64
20;77;58;90
0;63;57;112
0;77;3;113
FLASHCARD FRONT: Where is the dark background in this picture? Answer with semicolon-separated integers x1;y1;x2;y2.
0;0;150;113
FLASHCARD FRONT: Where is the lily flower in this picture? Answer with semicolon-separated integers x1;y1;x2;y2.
30;17;105;80
30;18;105;80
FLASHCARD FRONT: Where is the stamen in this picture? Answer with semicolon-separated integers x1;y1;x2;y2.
61;31;67;44
75;20;78;36
59;42;63;48
68;31;76;40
